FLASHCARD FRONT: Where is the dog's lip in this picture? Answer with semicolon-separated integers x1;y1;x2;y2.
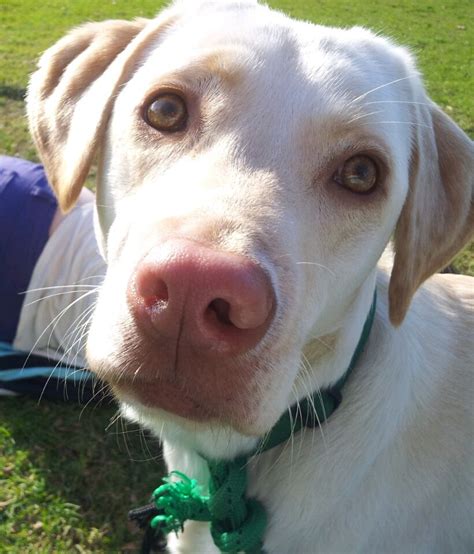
112;378;215;422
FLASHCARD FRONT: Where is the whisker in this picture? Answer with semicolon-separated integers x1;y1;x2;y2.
24;288;96;307
138;427;163;464
363;100;431;107
257;397;301;481
347;110;384;123
38;311;93;406
20;284;98;294
307;334;335;353
29;289;98;404
120;414;133;461
79;382;112;418
291;390;304;476
48;296;96;364
58;307;94;371
26;289;97;370
73;274;105;283
358;120;431;128
295;262;336;277
350;75;416;105
106;409;123;432
300;353;327;450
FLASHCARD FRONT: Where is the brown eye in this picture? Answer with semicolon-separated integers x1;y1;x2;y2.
144;93;188;132
334;155;378;193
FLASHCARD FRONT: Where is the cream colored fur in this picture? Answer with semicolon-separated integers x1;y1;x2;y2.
27;1;473;552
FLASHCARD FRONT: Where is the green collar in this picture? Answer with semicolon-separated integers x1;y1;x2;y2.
131;291;377;554
257;290;377;454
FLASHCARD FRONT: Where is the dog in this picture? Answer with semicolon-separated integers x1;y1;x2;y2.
27;1;473;551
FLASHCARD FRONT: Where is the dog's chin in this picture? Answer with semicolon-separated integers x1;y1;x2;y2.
112;380;217;423
108;371;264;433
119;395;260;460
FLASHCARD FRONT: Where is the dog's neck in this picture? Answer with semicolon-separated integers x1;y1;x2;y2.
256;289;377;455
298;270;378;396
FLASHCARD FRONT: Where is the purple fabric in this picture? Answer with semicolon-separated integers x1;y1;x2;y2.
0;156;57;342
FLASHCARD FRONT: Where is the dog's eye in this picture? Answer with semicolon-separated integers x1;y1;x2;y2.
144;93;188;132
334;155;378;193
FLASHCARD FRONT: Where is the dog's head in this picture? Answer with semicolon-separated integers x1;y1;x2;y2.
28;0;473;457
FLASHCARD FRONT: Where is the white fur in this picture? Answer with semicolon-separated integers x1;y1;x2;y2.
27;1;473;551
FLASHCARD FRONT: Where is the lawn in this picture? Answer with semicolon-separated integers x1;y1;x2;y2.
0;1;473;552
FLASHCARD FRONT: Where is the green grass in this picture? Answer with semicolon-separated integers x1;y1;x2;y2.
0;397;164;553
0;1;473;551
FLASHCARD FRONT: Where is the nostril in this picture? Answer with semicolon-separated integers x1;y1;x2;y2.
206;293;273;332
207;298;232;326
139;277;169;309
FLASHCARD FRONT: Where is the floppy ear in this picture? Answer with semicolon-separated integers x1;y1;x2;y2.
389;99;474;325
27;11;176;212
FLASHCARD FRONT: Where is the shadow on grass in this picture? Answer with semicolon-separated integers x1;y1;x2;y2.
0;85;26;101
0;395;165;552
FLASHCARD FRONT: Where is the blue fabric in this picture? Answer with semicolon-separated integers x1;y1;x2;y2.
0;156;57;342
0;366;91;383
0;342;102;402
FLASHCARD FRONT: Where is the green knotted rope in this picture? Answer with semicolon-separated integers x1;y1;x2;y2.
147;292;377;553
150;471;210;531
151;459;266;553
208;457;267;553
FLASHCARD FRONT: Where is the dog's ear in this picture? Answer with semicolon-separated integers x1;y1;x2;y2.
27;12;176;212
389;99;474;325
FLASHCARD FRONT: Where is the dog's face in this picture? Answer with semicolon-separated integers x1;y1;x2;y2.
27;1;473;457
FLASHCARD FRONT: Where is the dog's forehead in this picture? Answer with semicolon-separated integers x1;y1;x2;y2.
144;3;293;79
148;3;411;107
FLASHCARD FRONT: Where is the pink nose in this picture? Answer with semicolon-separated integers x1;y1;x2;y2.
128;239;274;355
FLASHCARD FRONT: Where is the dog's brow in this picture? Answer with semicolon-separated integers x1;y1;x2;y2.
164;47;247;86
